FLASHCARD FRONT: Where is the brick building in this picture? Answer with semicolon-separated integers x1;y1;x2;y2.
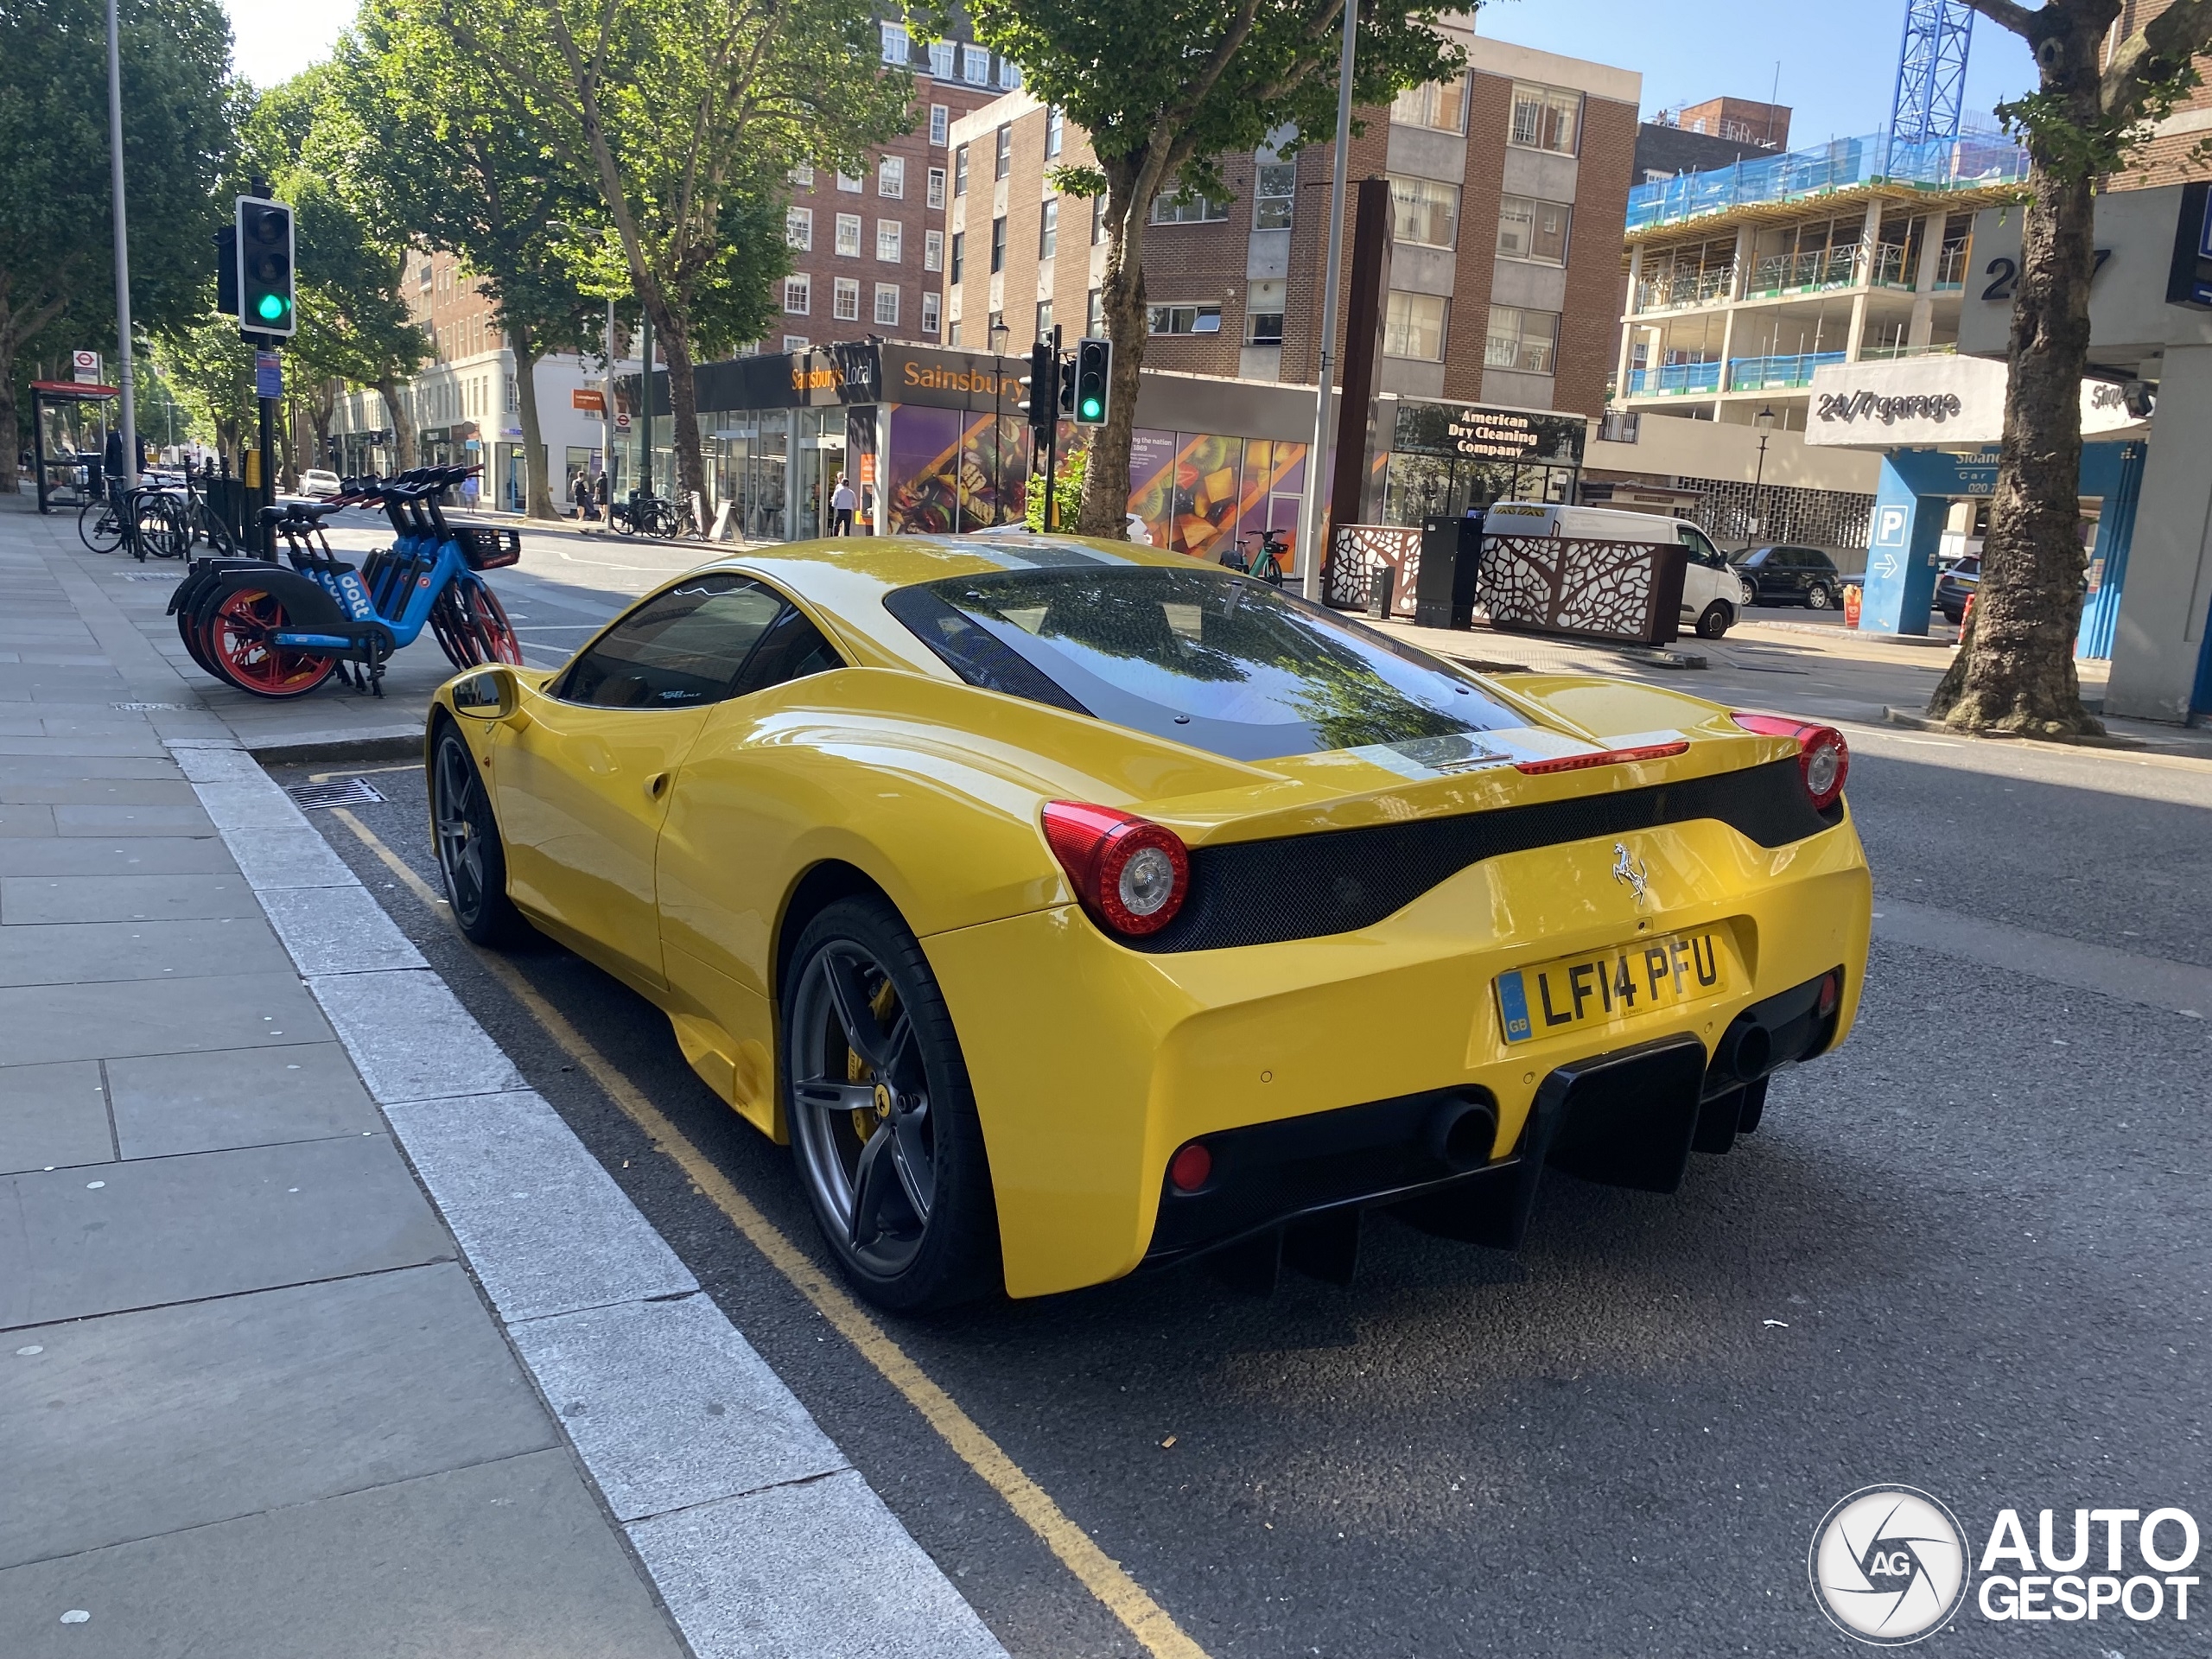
944;33;1639;425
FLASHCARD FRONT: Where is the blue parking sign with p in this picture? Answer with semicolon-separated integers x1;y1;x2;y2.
1874;505;1909;548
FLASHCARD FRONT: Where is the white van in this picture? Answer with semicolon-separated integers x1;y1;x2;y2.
1483;501;1751;639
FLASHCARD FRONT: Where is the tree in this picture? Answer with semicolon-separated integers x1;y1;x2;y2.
233;67;431;472
1929;0;2212;735
336;0;605;518
0;0;237;491
152;315;256;464
452;0;910;509
968;0;1459;537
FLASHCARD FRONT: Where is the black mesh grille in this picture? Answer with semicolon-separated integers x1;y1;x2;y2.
1135;759;1842;953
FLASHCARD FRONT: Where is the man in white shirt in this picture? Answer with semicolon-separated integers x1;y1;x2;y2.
830;474;857;536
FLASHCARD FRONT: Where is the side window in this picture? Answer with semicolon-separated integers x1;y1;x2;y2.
732;604;843;698
1676;524;1725;569
557;575;785;708
1803;549;1837;572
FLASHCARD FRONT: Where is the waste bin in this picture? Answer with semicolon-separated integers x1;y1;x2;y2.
1413;514;1484;630
1365;563;1395;620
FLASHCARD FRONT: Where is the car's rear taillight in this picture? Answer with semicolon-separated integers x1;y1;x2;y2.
1040;801;1190;938
1732;712;1849;810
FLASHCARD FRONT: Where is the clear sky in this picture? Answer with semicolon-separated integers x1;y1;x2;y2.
224;0;2041;147
1479;0;2038;145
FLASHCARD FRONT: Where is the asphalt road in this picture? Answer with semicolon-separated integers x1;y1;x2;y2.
273;718;2212;1658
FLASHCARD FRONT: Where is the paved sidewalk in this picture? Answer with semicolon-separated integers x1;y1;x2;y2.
0;496;1005;1656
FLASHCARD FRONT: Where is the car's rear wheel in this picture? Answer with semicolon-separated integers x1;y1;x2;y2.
1695;601;1733;639
430;724;528;945
783;896;1000;1311
1806;582;1834;610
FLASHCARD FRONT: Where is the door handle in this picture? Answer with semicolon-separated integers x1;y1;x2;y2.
645;771;670;799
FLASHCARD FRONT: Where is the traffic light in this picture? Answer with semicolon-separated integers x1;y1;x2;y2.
235;197;296;337
1020;341;1057;435
1072;337;1111;425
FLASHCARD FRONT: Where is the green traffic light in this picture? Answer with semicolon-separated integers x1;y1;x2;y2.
1080;397;1102;419
257;293;287;321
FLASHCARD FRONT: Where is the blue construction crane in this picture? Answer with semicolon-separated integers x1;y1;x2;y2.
1888;0;1975;149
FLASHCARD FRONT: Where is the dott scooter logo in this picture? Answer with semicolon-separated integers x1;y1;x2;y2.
1810;1489;2203;1643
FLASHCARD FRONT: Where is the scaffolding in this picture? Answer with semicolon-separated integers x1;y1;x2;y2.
1888;0;1975;151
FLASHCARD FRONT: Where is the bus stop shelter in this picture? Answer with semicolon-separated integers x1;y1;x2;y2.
29;379;120;513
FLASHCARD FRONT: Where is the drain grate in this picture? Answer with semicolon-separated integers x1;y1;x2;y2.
111;702;186;711
120;572;185;581
285;777;386;810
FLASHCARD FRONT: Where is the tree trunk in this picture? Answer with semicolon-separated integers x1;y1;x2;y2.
377;372;418;472
0;353;18;495
1076;181;1147;537
508;321;558;520
647;295;705;518
1927;23;2104;737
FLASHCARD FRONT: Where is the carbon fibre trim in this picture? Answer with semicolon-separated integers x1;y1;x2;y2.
1133;758;1844;954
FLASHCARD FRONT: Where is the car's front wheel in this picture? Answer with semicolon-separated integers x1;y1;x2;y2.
430;724;529;946
782;896;1001;1311
1695;601;1733;639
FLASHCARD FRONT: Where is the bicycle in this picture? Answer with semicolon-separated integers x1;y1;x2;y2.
611;489;685;539
1220;526;1289;586
77;483;127;554
168;463;522;700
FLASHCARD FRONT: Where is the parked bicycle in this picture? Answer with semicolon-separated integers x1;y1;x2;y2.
79;467;238;561
610;488;688;539
1219;526;1289;586
167;464;521;700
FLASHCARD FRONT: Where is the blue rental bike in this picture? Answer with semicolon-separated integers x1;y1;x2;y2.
169;465;523;699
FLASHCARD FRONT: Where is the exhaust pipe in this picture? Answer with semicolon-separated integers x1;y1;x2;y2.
1714;1017;1773;1084
1427;1095;1501;1172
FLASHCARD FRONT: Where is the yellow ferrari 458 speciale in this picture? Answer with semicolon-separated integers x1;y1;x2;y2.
426;533;1870;1308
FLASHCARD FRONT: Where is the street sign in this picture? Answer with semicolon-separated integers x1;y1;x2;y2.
255;351;283;400
571;388;607;414
71;350;99;385
614;411;632;431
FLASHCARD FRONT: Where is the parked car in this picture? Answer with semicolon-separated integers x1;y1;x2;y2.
1734;545;1843;611
297;468;342;499
1484;502;1751;639
1935;554;1980;624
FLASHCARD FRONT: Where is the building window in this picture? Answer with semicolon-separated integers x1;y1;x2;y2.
925;229;944;272
1147;302;1222;334
963;44;988;84
1092;195;1108;245
1393;75;1468;134
1254;162;1296;230
836;213;861;256
878;157;905;199
954;145;968;195
1510;83;1581;154
1038;198;1058;259
929;104;950;147
1246;279;1285;343
950;231;963;283
784;274;810;315
784;334;809;351
789;163;813;189
927;167;946;209
877;220;902;262
875;283;900;326
989;215;1006;273
1383;290;1447;360
418;263;433;290
995;124;1013;179
833;276;861;321
948;320;961;346
922;290;941;334
1035;299;1053;340
880;21;908;63
836;169;862;193
998;58;1020;90
1485;303;1559;372
1389;176;1459;249
1046;106;1064;158
785;207;812;251
1151;193;1230;224
1497;195;1571;264
928;39;954;79
1086;288;1104;336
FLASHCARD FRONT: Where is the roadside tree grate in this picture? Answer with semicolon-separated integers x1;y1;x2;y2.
120;572;185;581
112;702;187;711
286;777;386;810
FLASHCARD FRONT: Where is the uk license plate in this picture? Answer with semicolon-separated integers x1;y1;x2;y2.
1496;930;1729;1045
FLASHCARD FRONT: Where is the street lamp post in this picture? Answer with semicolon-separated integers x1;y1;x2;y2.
988;318;1009;526
104;0;137;488
1296;0;1360;601
1747;404;1777;550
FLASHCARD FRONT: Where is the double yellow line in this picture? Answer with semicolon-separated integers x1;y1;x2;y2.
327;802;1210;1659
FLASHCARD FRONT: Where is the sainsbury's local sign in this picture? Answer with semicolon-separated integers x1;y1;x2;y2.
1805;355;2149;448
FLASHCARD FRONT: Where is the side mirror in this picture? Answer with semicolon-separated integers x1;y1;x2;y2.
451;664;519;720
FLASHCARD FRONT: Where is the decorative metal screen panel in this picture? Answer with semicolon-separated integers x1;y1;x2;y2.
1324;524;1422;616
1475;535;1688;645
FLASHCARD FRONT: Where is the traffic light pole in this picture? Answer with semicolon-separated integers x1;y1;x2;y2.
257;389;276;556
104;0;137;490
1045;324;1062;531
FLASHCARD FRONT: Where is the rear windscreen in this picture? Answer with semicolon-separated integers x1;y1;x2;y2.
883;564;1523;762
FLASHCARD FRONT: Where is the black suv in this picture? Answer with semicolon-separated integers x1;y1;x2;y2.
1733;545;1843;610
1935;555;1980;624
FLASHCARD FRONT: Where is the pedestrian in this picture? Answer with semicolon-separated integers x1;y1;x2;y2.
830;472;856;537
103;425;125;494
593;470;610;526
570;469;590;527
